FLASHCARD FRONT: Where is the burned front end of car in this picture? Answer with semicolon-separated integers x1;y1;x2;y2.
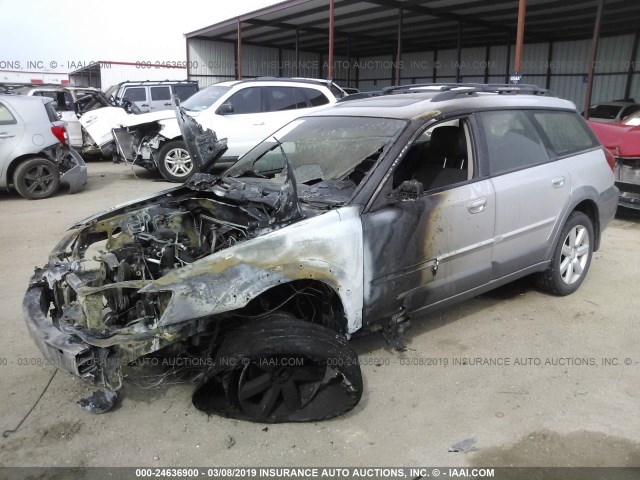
23;182;289;389
23;165;363;395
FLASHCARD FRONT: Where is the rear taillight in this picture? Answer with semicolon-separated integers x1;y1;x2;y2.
51;125;68;145
603;147;616;172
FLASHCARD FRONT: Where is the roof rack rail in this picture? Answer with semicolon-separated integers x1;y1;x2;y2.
380;83;553;102
117;79;198;86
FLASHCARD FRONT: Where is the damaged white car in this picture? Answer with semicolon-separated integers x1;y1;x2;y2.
25;84;617;422
80;79;337;182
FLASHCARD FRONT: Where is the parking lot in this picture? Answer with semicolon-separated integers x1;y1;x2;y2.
1;159;639;467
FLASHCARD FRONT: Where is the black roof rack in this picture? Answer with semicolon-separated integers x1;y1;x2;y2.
379;83;553;102
116;79;198;87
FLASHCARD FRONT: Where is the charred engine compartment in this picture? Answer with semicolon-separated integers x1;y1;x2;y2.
62;193;278;332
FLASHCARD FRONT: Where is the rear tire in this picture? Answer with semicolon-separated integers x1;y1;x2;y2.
193;313;363;423
14;157;60;200
156;140;199;183
536;211;594;296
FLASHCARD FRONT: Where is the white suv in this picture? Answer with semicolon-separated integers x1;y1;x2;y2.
81;79;337;182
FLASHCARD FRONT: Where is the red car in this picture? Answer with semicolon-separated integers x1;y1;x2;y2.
588;117;640;210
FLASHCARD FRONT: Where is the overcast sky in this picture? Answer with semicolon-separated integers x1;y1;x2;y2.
0;0;282;72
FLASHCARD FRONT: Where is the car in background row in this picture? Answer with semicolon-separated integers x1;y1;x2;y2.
104;80;199;114
0;95;87;199
587;100;640;123
587;118;640;210
10;84;111;149
81;78;338;182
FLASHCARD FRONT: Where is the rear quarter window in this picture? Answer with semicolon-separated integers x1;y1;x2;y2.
0;102;17;125
303;88;330;107
532;110;599;156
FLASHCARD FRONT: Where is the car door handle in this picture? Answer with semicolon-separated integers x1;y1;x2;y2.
164;102;171;106
252;122;265;126
552;176;565;188
0;133;15;139
467;198;487;214
141;104;149;107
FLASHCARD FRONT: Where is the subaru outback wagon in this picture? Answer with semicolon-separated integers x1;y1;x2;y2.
24;84;617;422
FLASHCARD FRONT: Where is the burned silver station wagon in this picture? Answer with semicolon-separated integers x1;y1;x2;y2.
24;84;618;422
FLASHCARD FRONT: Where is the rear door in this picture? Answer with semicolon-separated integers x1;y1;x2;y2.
478;109;571;277
149;86;172;112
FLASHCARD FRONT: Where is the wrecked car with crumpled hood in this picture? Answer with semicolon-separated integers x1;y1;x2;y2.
24;84;618;422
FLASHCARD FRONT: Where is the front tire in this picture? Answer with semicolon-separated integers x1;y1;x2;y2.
156;140;199;183
192;313;363;423
14;157;60;200
536;211;594;296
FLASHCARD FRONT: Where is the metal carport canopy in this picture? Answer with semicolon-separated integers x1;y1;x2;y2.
185;0;637;58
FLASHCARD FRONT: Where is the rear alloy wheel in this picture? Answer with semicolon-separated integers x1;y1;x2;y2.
14;157;60;200
192;313;363;423
536;211;594;296
157;140;199;183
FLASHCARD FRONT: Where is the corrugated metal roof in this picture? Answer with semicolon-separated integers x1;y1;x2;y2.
186;0;639;57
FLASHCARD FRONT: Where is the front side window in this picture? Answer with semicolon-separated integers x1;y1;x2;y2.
0;102;16;125
532;110;598;157
393;118;472;191
122;87;146;102
226;87;262;114
478;110;549;176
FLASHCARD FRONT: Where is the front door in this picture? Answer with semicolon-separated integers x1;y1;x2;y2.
361;118;496;323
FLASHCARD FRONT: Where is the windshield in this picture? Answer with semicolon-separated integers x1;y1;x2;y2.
225;116;406;183
181;85;230;112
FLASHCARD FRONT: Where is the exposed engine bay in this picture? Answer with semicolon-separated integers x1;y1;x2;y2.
112;123;164;170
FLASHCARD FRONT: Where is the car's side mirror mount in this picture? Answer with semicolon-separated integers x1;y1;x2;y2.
390;180;424;202
217;103;234;115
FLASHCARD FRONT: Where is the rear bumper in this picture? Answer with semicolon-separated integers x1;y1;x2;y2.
60;147;87;194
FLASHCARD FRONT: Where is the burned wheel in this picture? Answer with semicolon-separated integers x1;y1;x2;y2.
192;313;363;423
157;140;199;183
14;157;60;200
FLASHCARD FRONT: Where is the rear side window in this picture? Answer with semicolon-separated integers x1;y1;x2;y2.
0;102;17;125
265;87;308;111
533;111;598;156
478;110;549;176
303;88;330;107
150;86;171;101
123;87;146;102
172;84;198;102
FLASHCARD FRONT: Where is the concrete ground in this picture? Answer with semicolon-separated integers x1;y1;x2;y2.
0;160;639;468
